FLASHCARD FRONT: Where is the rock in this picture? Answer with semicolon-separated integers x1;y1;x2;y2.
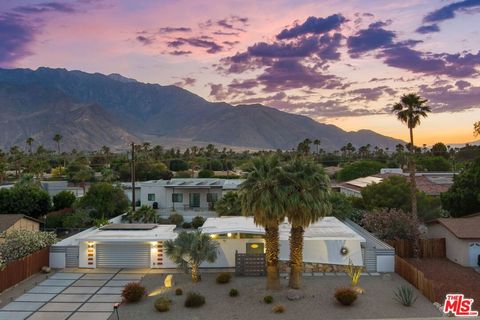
41;266;51;274
286;289;305;301
164;274;174;288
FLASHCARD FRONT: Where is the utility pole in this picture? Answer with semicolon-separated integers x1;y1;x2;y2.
131;142;136;212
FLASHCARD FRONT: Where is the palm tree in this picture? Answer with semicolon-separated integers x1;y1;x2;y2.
164;231;218;282
135;205;157;223
391;93;431;218
53;133;62;154
474;121;480;136
313;139;321;154
25;137;34;153
282;158;331;289
239;155;287;290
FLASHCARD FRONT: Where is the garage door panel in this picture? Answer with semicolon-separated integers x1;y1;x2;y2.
97;243;150;268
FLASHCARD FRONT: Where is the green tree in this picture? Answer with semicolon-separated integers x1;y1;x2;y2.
336;160;384;181
441;158;480;217
63;210;93;228
361;208;419;241
416;156;451;172
474;121;480;136
53;133;62;154
169;159;189;171
215;192;241;216
77;183;129;219
53;191;76;210
430;142;449;158
391;93;431;218
164;231;218;282
282;158;331;289
198;169;214;178
25;137;34;153
135;205;157;223
0;184;51;218
239;155;287;290
329;192;354;220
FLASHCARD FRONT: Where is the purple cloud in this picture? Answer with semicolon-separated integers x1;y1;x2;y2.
347;86;397;102
169;50;192;56
347;21;395;57
159;26;191;33
174;77;196;87
0;14;35;66
276;14;346;40
424;0;480;23
455;80;471;90
416;24;440;34
168;37;223;54
420;83;480;112
136;35;153;45
13;2;78;14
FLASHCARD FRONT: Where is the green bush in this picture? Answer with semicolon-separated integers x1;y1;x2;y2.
0;229;56;263
272;304;286;313
154;296;171;312
216;272;231;284
229;288;239;297
263;295;273;304
63;210;92;229
191;216;206;229
168;213;184;227
198;169;214;178
53;191;76;210
77;183;129;219
215;192;241;216
337;160;384;181
121;282;146;303
175;288;183;296
45;208;72;228
182;222;192;229
393;285;417;306
184;292;205;308
334;287;358;306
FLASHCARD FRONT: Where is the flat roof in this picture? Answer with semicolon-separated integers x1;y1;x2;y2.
141;178;244;189
200;216;264;235
77;224;177;242
100;223;158;230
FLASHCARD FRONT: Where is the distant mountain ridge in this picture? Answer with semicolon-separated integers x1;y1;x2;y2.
0;67;404;151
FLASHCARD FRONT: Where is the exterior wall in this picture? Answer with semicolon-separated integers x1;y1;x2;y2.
50;252;66;269
10;218;40;232
376;255;395;272
141;185;223;210
202;238;266;268
339;187;362;198
426;224;470;266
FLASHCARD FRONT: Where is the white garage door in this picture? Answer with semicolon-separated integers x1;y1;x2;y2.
97;243;150;268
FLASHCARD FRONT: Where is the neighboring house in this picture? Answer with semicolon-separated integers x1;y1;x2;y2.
140;178;244;215
334;170;454;198
119;182;141;204
0;214;42;242
425;214;480;267
40;181;84;197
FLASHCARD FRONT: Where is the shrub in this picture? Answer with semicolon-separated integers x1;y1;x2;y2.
334;287;358;306
191;216;206;229
229;288;239;297
45;208;73;228
63;210;92;229
0;230;56;263
198;169;214;178
53;191;76;210
184;292;205;308
175;288;183;296
216;272;231;284
263;295;273;304
154;296;171;312
122;282;146;303
272;304;286;313
168;213;184;227
393;285;418;306
182;222;192;229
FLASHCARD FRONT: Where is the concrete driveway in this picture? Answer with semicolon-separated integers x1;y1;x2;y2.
0;269;145;320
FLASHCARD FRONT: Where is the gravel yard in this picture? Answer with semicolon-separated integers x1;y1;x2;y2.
111;272;441;320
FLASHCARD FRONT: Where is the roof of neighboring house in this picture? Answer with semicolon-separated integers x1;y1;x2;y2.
76;224;177;242
427;214;480;239
0;214;42;233
141;178;244;190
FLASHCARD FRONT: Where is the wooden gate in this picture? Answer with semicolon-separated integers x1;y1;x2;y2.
235;251;266;276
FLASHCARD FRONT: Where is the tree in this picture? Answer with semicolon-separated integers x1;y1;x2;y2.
441;158;480;217
361;208;419;241
77;183;129;219
169;159;189;171
164;231;218;282
0;184;51;218
25;137;34;153
282;158;331;289
431;142;449;158
134;205;157;223
215;192;241;216
329;192;354;220
313;139;321;154
53;191;76;210
336;160;384;181
198;169;214;178
416;156;451;172
474;121;480;136
53;133;62;154
391;93;431;218
239;155;287;290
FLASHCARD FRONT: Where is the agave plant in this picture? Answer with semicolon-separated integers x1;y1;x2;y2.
393;285;418;306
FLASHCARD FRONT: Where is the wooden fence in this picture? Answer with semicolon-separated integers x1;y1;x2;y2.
235;251;266;276
395;256;438;302
387;238;445;258
0;247;49;293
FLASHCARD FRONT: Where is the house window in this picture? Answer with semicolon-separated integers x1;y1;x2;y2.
148;193;155;201
172;193;183;203
207;193;218;203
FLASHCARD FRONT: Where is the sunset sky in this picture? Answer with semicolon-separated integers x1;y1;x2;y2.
1;0;480;145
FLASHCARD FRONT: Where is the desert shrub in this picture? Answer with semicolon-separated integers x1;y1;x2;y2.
182;222;192;229
198;169;214;178
168;213;184;227
154;296;171;312
393;285;417;306
216;272;231;284
184;292;205;308
229;288;239;297
263;295;273;304
0;230;56;263
191;216;206;229
175;288;183;296
334;287;358;306
122;282;146;303
272;304;286;313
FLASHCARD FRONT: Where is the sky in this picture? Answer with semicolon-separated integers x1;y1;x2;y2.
1;0;480;145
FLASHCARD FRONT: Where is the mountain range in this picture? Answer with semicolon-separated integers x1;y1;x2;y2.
0;67;404;151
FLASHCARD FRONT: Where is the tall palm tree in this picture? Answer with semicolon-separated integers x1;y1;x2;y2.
239;155;287;290
391;93;431;218
282;158;331;289
25;137;34;153
164;231;218;282
135;205;157;223
53;133;62;154
474;121;480;136
313;139;321;154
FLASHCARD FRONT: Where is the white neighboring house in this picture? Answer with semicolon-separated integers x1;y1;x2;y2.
40;181;84;197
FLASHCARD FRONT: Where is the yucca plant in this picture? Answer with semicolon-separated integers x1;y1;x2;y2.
393;285;418;306
346;259;363;293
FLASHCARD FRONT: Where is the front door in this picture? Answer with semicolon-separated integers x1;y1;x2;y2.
246;243;264;254
189;193;200;208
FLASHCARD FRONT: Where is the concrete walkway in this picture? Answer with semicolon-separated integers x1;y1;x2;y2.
0;269;146;320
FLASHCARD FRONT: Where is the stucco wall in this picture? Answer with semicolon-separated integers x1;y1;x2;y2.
426;224;470;266
202;238;266;268
141;185;223;209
